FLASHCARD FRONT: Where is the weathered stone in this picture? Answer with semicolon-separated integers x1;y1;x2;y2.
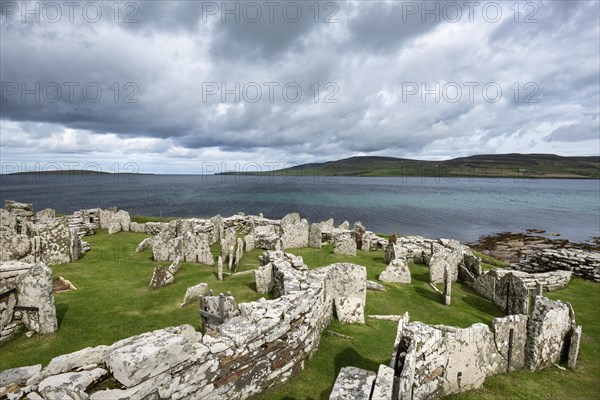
107;210;130;234
255;263;273;294
280;213;309;249
489;314;528;374
15;263;57;334
443;266;452;305
38;368;107;393
335;297;365;324
235;237;244;269
245;234;255;252
0;365;41;387
372;364;394;400
128;222;146;233
135;238;152;253
217;256;223;280
106;327;203;387
43;346;109;377
567;325;582;370
149;266;173;289
167;256;182;274
338;221;350;230
494;273;530;315
98;209;114;230
383;243;400;264
308;223;322;249
379;258;411;284
179;283;209;307
329;366;375;400
428;243;463;284
333;233;356;256
366;280;387;292
525;296;574;371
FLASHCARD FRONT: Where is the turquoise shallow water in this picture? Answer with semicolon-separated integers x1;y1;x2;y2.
1;174;598;243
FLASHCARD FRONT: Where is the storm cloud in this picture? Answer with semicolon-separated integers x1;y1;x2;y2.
1;0;598;173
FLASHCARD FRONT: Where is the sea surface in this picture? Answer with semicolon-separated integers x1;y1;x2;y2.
1;174;599;243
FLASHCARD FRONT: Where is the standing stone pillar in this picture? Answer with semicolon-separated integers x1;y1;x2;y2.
217;256;223;280
443;266;451;306
228;246;234;270
235;238;244;269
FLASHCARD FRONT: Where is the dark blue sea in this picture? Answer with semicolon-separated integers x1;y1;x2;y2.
1;174;599;243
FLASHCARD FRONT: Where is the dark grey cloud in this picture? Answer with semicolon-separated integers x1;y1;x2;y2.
0;0;598;172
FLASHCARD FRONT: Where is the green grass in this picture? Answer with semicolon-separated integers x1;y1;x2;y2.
130;215;178;224
473;250;511;271
1;234;598;400
0;230;263;369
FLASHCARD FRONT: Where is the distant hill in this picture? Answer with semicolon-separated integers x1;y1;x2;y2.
6;170;154;176
223;154;600;178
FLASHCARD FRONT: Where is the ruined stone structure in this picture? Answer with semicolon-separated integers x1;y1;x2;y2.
0;262;58;343
379;258;411;284
149;257;182;289
331;294;581;400
1;201;85;265
512;248;600;282
0;260;367;400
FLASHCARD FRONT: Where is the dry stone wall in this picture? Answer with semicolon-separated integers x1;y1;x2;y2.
1;201;85;266
0;262;58;343
333;294;580;400
511;248;600;282
1;261;367;400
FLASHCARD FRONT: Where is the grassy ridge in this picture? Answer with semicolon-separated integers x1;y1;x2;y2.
0;232;598;400
223;154;600;178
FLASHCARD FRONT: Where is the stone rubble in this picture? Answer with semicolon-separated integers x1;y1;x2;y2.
334;293;581;400
511;248;600;282
179;283;210;308
379;258;411;284
333;232;357;256
0;262;58;343
1;201;86;266
2;259;368;400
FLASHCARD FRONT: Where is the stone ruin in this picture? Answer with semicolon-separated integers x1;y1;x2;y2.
1;201;86;265
0;259;367;400
0;261;58;343
330;292;582;400
511;247;600;282
149;257;182;289
0;202;595;399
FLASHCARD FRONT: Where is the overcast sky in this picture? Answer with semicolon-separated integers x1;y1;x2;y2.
1;0;599;174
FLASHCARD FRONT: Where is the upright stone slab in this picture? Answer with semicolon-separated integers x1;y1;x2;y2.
217;256;223;280
443;266;452;305
384;242;400;264
15;262;58;334
371;365;394;400
228;246;234;270
525;296;573;370
245;234;255;252
333;233;356;256
329;367;375;400
308;223;322;249
235;238;244;268
428;244;462;284
179;283;209;307
149;266;173;289
280;213;309;249
255;263;273;294
379;258;411;284
335;297;365;324
568;325;582;370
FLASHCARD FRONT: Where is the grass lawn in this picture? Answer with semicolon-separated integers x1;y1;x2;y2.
1;232;598;400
